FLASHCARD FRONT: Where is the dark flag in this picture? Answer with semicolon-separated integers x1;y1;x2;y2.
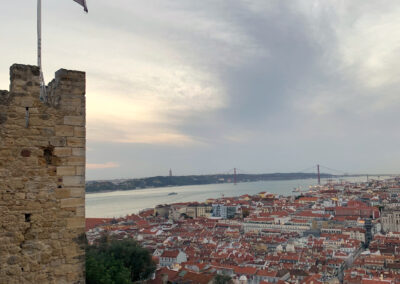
73;0;88;13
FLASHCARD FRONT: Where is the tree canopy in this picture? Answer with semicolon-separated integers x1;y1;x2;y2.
214;274;233;284
86;238;156;284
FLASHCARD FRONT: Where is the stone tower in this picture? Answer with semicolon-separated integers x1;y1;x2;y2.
0;64;86;283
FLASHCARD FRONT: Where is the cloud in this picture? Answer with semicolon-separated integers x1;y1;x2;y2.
82;0;400;176
86;162;119;170
3;0;400;179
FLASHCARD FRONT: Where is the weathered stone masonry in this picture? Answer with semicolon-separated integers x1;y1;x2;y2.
0;64;85;283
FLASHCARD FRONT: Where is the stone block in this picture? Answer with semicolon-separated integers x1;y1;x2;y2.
61;97;82;107
13;96;37;108
15;106;27;114
69;187;84;198
60;198;84;208
72;148;85;157
63;176;84;187
55;189;71;199
64;116;84;126
66;217;85;229
49;137;67;147
54;147;71;157
55;125;74;137
15;192;25;199
76;206;85;217
20;97;34;108
67;137;85;147
66;156;85;166
56;166;76;176
76;166;85;176
40;127;55;137
74;127;85;137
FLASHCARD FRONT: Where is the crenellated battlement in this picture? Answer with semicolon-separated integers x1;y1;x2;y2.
0;64;86;283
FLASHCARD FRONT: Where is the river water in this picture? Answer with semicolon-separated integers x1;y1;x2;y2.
86;176;377;218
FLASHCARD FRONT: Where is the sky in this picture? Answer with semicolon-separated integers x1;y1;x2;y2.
1;1;400;180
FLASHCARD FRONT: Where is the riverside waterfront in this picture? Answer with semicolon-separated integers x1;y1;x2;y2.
86;176;378;217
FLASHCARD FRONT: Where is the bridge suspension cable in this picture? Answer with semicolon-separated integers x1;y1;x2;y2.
319;165;347;175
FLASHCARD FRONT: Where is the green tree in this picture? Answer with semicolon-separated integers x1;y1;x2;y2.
86;238;156;283
214;274;232;284
106;239;156;281
242;208;250;218
86;251;131;284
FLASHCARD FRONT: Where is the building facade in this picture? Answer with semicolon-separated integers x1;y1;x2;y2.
212;204;237;219
159;250;188;267
381;209;400;233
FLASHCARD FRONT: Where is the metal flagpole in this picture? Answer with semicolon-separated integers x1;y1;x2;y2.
37;0;47;102
37;0;41;69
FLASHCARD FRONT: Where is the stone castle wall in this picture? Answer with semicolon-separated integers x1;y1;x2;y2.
0;64;86;283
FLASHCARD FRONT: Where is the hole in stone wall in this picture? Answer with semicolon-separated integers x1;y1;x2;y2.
25;107;29;128
43;146;54;165
24;213;31;222
21;149;31;157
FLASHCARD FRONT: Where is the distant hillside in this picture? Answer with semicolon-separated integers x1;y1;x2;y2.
85;172;337;193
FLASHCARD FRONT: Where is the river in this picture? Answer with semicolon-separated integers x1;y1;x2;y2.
86;176;379;218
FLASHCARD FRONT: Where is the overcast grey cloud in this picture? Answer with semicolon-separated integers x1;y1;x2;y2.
1;1;400;179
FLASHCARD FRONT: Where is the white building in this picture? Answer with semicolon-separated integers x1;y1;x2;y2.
159;250;187;268
212;204;237;219
382;209;400;233
243;222;311;233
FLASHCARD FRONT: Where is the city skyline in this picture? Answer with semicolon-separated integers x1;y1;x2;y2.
1;1;400;179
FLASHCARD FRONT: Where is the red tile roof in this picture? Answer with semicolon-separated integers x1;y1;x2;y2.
85;218;113;231
161;250;180;258
256;270;278;277
181;271;215;284
234;266;258;275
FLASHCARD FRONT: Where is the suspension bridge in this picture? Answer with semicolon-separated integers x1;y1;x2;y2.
217;165;390;185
